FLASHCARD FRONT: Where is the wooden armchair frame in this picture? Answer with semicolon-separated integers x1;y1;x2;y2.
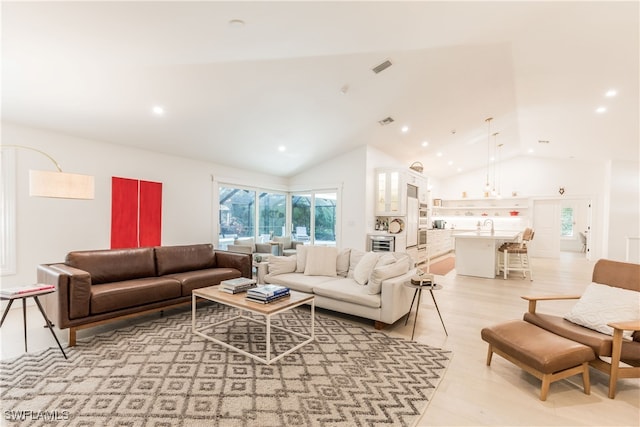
522;294;640;398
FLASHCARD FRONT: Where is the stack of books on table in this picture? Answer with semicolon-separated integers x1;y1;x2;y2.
0;283;55;298
220;277;257;294
246;284;290;304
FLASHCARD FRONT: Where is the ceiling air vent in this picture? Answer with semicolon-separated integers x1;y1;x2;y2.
372;60;393;74
378;117;395;126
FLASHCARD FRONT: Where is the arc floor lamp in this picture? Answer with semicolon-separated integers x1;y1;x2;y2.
1;145;94;200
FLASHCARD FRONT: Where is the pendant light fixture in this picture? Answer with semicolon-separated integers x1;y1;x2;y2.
496;141;504;198
484;117;493;195
491;131;499;196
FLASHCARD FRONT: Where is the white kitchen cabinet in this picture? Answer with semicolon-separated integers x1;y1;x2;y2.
406;171;429;204
427;230;454;259
405;172;426;203
375;168;407;216
418;176;429;204
394;233;407;252
406;246;428;265
375;168;430;216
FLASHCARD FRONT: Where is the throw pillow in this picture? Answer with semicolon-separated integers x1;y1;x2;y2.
304;246;338;276
336;248;351;277
564;282;640;340
296;245;309;273
347;249;365;278
353;252;379;285
376;253;397;268
273;235;292;250
367;257;411;295
267;256;297;276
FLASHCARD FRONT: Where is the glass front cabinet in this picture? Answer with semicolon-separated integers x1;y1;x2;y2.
375;168;406;216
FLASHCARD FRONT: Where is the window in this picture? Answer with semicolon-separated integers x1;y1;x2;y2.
292;191;337;246
292;193;311;243
219;187;256;249
314;192;337;245
561;207;574;237
258;192;286;240
218;186;288;249
219;184;338;249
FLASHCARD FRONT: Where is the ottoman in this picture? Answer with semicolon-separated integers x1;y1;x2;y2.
481;320;595;401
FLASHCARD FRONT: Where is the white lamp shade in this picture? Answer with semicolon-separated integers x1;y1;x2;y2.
29;169;95;199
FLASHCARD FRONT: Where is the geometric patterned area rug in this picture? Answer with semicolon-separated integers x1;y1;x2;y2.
1;303;452;426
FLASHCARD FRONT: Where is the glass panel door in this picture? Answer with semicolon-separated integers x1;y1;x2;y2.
218;186;256;249
258;191;286;240
292;194;311;243
314;192;337;246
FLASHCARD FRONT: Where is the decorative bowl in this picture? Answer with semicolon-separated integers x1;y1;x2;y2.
509;211;519;216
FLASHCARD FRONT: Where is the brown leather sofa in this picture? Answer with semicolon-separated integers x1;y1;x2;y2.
37;243;251;346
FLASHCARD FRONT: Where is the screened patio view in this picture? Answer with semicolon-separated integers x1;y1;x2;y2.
218;186;337;249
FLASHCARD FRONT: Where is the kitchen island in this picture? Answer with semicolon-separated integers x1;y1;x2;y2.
453;230;520;278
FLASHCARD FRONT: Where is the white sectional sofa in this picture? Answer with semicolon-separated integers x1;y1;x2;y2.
264;246;417;329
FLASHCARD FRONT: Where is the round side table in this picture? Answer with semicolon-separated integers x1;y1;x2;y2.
404;277;448;340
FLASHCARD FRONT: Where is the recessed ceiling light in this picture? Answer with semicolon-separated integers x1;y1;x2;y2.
401;126;409;133
421;141;429;147
278;145;286;152
527;148;534;154
605;89;617;97
447;160;453;166
436;152;443;157
152;106;165;115
228;19;245;28
596;106;607;113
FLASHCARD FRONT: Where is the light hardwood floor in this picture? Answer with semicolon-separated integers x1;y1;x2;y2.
1;252;638;426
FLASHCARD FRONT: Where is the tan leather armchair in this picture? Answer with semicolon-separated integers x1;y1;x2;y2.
522;259;640;398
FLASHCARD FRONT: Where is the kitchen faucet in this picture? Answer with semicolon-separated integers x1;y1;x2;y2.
484;219;494;234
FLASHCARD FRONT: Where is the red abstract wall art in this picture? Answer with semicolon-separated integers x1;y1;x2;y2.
111;177;162;248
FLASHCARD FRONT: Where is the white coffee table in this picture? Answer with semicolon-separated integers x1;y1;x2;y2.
192;286;314;364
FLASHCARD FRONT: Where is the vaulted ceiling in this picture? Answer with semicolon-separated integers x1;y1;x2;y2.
2;1;638;178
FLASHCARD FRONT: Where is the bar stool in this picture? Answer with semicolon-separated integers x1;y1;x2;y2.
498;228;534;281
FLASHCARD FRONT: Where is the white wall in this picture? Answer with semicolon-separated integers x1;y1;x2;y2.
1;122;287;287
438;156;605;199
289;146;368;250
434;155;640;261
605;159;640;262
4;120;636;291
289;145;414;251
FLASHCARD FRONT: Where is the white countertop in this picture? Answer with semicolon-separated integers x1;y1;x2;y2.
453;230;520;240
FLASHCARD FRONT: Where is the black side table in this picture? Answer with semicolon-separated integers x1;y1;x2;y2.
404;277;448;340
0;288;67;359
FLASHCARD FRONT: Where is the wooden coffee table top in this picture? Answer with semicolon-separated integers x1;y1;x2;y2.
193;286;313;315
